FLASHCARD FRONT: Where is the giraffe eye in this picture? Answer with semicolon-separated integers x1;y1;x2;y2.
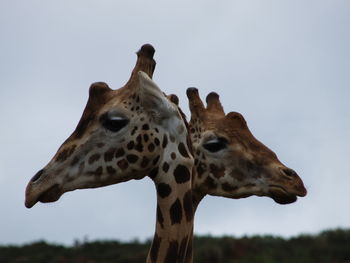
102;115;129;132
203;137;228;153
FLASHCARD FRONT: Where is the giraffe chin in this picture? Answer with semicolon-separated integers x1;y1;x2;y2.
37;184;62;203
269;186;298;205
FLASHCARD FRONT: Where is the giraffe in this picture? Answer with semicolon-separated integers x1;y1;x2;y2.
25;44;195;263
176;87;307;262
185;88;306;206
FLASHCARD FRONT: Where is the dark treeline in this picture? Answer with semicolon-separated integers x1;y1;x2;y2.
1;228;349;263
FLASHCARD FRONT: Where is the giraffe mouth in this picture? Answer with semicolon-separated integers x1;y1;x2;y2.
25;184;62;208
269;185;298;204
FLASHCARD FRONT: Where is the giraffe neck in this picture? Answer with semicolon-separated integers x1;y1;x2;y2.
182;172;204;263
147;180;193;263
146;125;194;263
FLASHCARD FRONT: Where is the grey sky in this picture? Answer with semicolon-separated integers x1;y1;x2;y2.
0;1;349;245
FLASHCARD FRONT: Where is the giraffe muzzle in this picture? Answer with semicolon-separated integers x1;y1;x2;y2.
25;169;64;208
25;183;63;208
265;165;307;204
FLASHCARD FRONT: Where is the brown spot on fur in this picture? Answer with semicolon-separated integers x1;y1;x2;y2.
150;239;160;263
126;154;138;163
204;175;217;189
135;135;143;152
149;167;158;179
183;190;193;221
70;156;80;166
230;168;245;181
157;183;172;198
162;162;169;173
148;143;155;152
134;144;143;152
164;241;179;263
162;134;168;148
88;153;101;164
104;148;115;162
178;143;190;158
115;148;125;158
142;124;150;130
152;155;160;165
170;199;182;225
106;166;116;175
56;145;76;162
136;134;142;143
174;165;191;184
131;126;138;136
92;166;102;176
154;138;160;146
141;156;150;168
117;159;128;170
210;164;225;178
171;152;176;160
127;141;135;150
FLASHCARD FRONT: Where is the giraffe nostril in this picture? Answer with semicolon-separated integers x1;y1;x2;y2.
282;168;298;178
31;169;44;183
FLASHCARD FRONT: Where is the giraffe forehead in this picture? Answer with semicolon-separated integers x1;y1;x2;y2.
66;91;141;141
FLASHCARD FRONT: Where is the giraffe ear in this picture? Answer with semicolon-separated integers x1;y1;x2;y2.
225;112;248;128
138;71;177;120
168;94;179;105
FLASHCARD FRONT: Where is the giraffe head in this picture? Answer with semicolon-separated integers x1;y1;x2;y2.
186;88;307;205
25;44;188;208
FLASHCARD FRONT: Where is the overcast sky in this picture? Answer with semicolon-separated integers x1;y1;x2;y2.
0;1;349;245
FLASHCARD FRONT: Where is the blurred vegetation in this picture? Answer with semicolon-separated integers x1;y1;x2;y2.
1;228;349;263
